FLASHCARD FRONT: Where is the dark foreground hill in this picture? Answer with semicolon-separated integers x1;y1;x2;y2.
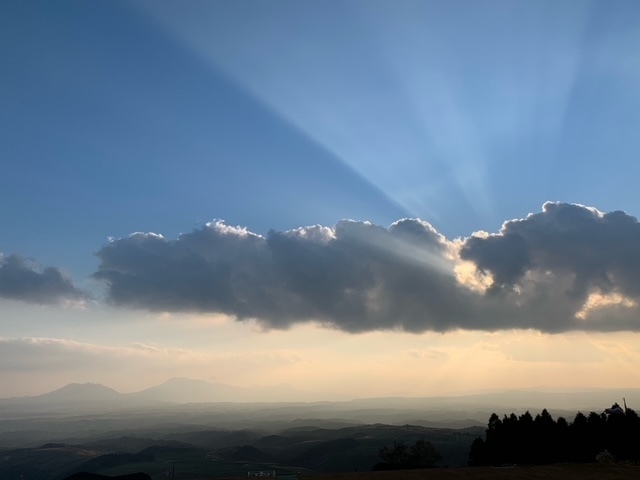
0;423;479;479
63;474;151;480
300;464;640;480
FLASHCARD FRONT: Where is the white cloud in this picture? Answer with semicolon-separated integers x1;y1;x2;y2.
95;203;640;333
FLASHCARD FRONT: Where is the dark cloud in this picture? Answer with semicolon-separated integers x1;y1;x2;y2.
94;204;640;333
0;254;86;305
461;202;637;296
94;219;469;332
460;202;640;331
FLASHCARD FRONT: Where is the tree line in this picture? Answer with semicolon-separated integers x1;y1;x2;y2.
469;404;640;466
373;439;441;470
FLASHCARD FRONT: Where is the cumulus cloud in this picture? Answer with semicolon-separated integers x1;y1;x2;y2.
0;254;86;305
94;203;640;333
95;219;468;332
460;202;640;331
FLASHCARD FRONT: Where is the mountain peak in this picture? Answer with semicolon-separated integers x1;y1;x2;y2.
36;382;123;402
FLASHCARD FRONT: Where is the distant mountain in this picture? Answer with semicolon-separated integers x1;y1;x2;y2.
13;383;125;406
42;383;122;400
0;378;313;409
131;377;240;403
4;379;640;413
131;377;309;403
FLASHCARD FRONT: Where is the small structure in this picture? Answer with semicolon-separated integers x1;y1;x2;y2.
604;398;630;416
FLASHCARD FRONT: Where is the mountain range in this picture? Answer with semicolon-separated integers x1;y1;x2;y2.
0;377;313;407
3;378;639;414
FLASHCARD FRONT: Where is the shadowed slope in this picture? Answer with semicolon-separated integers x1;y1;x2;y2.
62;473;151;480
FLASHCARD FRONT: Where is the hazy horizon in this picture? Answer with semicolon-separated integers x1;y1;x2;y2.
3;365;640;404
3;1;640;401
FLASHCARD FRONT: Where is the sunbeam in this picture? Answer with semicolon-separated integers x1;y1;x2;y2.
133;0;596;236
5;0;640;420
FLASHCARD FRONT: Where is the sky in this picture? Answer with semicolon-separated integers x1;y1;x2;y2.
2;0;640;399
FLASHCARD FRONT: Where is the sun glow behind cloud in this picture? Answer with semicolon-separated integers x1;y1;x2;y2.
576;291;637;320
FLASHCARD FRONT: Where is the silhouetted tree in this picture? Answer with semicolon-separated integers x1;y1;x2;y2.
408;439;441;468
374;439;440;470
468;437;487;466
468;405;640;466
555;416;570;461
377;441;410;467
533;409;556;463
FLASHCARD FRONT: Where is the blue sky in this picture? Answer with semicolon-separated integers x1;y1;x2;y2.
2;0;640;398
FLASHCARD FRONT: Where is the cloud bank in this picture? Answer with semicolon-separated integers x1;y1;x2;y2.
94;203;640;333
0;254;86;305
